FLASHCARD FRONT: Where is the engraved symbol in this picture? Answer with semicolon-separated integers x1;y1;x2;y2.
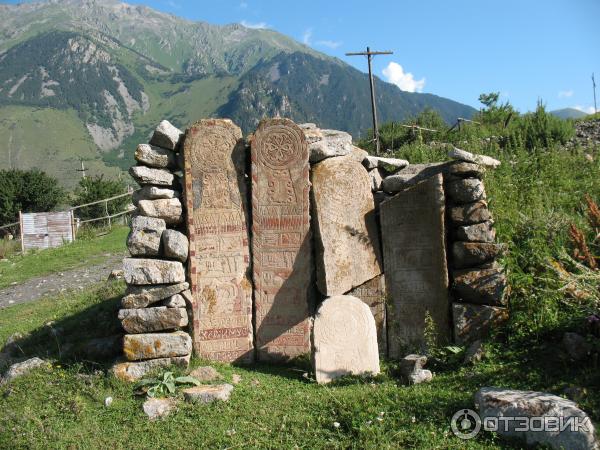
257;126;302;169
267;170;296;204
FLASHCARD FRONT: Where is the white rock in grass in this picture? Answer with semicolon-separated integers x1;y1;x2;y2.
129;166;174;186
143;398;177;420
3;357;47;381
150;120;184;151
183;384;234;404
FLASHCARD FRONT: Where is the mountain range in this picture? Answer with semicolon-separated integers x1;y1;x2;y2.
0;0;476;187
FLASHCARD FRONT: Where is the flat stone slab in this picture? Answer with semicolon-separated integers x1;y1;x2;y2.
135;143;176;168
123;331;192;361
453;267;508;306
363;156;409;172
448;146;501;168
123;258;185;285
163;293;186;308
143;398;177;420
118;307;188;333
448;201;491;225
381;162;450;193
380;174;450;356
452;242;505;269
161;229;188;262
112;355;190;382
475;387;598;450
251;118;312;362
183;384;234;403
182;119;254;363
452;303;508;344
311;156;382;296
129;166;174;186
313;295;380;384
137;198;183;225
302;126;353;163
121;282;189;309
447;161;484;178
133;186;180;203
347;275;387;355
127;216;166;257
149;120;183;151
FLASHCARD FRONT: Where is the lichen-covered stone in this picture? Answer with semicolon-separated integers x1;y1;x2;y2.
162;293;186;308
445;178;486;204
143;398;177;420
448;201;491;225
447;161;485;178
454;221;496;242
121;282;189;309
126;216;166;257
123;331;192;361
368;168;383;192
381;162;449;193
452;303;508;344
149;120;183;151
129;166;174;186
305;127;353;163
133;186;180;204
118;307;188;333
453;267;508;306
112;355;190;382
3;357;47;381
363;156;409;173
135;143;177;168
137;198;182;225
183;384;234;403
448;146;501;168
452;242;505;269
189;366;223;382
161;229;188;262
123;258;185;285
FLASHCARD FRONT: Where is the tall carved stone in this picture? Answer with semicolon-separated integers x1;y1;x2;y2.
311;156;382;296
251;118;312;361
380;174;450;358
183;119;253;363
347;275;387;355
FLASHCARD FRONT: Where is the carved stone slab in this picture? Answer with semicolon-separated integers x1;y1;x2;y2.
347;275;387;355
183;119;253;363
313;295;380;384
251;118;312;361
380;174;450;358
311;156;382;296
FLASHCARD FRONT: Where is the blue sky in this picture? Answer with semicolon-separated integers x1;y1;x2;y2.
9;0;600;112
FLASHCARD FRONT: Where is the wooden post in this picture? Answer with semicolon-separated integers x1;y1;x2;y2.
70;210;76;241
18;211;24;254
105;200;111;229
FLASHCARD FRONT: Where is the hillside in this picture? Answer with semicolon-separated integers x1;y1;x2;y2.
550;107;588;120
0;0;476;186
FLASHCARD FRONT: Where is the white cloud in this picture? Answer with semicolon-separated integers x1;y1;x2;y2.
574;105;596;114
316;40;342;49
302;28;313;45
239;1;248;8
240;20;268;29
382;62;425;93
558;90;574;98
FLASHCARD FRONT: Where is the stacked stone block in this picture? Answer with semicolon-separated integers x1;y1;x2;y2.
114;120;192;381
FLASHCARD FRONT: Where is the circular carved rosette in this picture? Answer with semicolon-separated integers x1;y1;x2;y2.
188;125;237;172
257;124;304;170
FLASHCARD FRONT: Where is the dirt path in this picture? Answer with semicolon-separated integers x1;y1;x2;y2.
0;253;125;309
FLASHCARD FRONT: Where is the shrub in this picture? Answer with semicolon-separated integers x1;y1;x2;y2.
72;176;129;221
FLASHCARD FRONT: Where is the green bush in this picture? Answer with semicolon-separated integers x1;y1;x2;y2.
0;169;65;226
72;176;129;222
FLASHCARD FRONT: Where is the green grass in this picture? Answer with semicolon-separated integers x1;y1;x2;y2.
1;282;597;449
0;226;128;289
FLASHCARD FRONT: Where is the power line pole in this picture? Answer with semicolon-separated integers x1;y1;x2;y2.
593;73;597;114
77;158;87;180
346;47;393;155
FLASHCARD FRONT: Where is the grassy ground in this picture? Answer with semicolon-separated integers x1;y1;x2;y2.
1;282;597;449
0;225;128;289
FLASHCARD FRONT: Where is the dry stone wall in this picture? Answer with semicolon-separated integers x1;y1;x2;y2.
116;116;509;384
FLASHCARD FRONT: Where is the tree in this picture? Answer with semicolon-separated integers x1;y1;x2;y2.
72;175;129;221
0;169;65;225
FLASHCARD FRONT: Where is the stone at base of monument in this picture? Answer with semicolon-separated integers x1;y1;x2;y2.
129;166;175;186
112;355;190;382
452;242;505;269
347;275;387;355
121;282;189;309
137;198;183;225
475;387;598;450
453;221;496;243
453;267;508;306
399;354;432;385
452;303;508;344
123;258;186;285
118;307;188;334
127;216;166;257
123;331;192;361
183;384;234;403
448;201;491;225
312;295;380;384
